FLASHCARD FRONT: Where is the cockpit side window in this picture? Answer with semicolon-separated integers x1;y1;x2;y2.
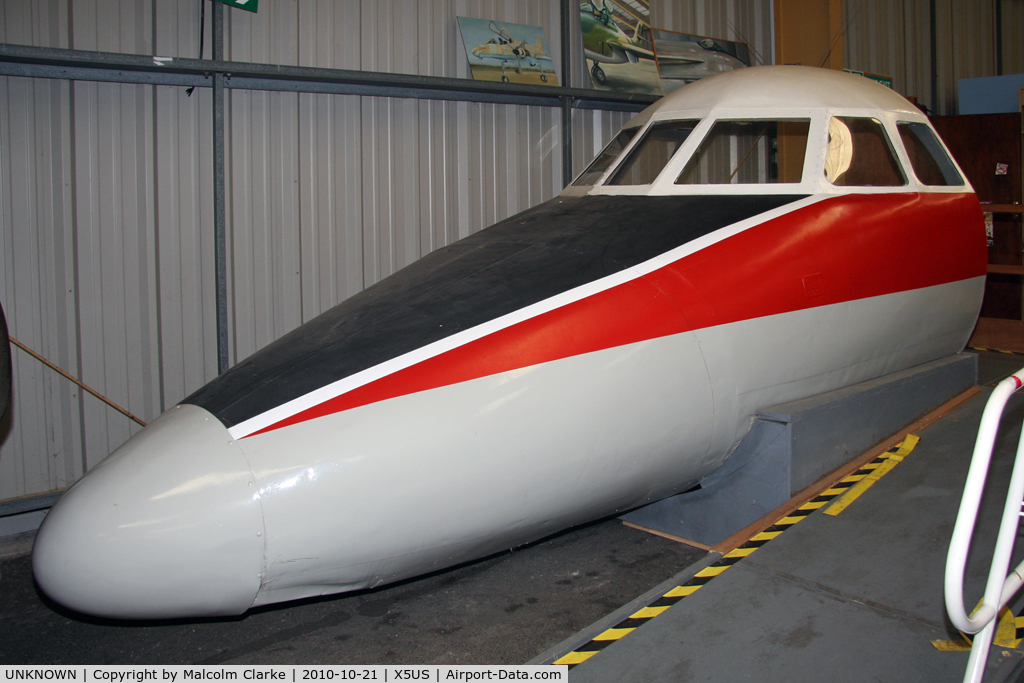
825;117;906;187
897;122;964;186
607;120;700;186
675;120;810;185
572;128;639;186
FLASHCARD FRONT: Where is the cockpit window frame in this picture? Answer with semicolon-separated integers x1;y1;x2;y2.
823;116;908;188
571;126;643;188
569;107;969;199
674;117;814;187
895;121;965;187
603;119;703;187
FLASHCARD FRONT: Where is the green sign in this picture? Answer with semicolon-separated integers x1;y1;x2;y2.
215;0;258;13
844;68;893;90
864;73;893;89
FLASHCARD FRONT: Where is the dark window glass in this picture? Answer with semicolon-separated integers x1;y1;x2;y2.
676;120;810;185
897;122;964;186
607;120;700;185
573;128;639;186
825;117;906;187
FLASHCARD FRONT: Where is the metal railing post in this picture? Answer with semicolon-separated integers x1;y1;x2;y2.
945;369;1024;682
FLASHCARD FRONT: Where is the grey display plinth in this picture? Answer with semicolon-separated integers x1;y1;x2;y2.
620;353;978;547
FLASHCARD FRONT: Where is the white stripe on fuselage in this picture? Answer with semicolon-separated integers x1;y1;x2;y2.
226;194;829;440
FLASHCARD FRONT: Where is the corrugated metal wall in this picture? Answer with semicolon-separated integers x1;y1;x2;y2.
843;0;1024;115
223;92;565;363
0;0;926;505
0;77;218;493
1003;0;1024;76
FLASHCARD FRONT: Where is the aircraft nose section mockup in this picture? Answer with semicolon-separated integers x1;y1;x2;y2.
32;405;265;619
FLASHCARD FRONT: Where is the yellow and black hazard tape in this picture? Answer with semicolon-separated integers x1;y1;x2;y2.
969;346;1024;356
822;435;918;516
553;435;921;668
932;609;1024;651
553;501;823;667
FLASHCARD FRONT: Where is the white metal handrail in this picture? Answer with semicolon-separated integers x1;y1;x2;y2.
946;368;1024;683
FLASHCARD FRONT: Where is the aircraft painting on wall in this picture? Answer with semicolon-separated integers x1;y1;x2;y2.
579;0;662;95
457;17;559;86
33;66;985;620
652;29;750;93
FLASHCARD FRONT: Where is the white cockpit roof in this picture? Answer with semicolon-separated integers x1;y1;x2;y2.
642;65;920;122
566;65;969;197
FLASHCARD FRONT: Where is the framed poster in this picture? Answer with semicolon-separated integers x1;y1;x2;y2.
457;17;559;86
652;29;750;94
579;0;662;96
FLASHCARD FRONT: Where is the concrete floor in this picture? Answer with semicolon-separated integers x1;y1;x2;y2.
557;349;1024;682
0;516;705;664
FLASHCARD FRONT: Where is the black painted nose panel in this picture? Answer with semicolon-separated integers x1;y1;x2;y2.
185;194;805;428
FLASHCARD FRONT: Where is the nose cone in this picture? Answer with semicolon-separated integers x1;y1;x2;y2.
33;404;265;619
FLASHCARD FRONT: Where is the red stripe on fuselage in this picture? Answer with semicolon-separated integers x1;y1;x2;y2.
249;192;984;437
648;192;985;329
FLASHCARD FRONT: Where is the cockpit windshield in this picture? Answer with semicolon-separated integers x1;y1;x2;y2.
897;122;963;186
575;110;954;194
606;120;700;185
824;117;905;186
572;127;640;186
676;120;810;185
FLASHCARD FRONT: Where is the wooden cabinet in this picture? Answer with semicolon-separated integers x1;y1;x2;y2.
931;110;1024;351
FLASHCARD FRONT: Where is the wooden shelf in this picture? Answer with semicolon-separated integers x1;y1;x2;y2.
931;111;1023;351
987;264;1024;275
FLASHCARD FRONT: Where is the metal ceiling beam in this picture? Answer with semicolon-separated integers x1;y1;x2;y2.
0;43;656;112
0;58;209;87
